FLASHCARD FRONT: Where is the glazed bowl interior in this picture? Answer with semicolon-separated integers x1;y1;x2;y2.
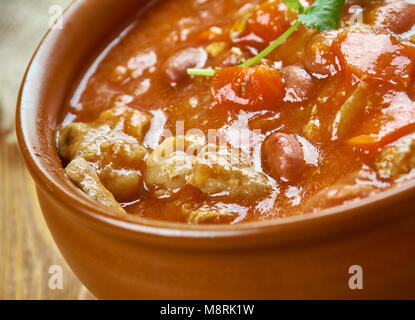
17;0;415;242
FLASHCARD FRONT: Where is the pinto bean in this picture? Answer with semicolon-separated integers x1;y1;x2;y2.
304;30;339;76
368;0;415;34
280;65;315;102
164;47;207;83
262;133;306;182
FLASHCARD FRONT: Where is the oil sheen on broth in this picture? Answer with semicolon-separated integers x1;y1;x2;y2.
57;0;415;224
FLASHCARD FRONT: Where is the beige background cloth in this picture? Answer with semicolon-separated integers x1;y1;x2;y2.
0;0;95;300
0;0;71;142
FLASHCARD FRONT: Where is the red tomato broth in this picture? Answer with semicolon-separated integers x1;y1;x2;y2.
58;0;415;224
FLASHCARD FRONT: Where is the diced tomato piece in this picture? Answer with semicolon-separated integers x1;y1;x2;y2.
235;0;295;48
334;29;415;88
347;92;415;149
211;67;285;110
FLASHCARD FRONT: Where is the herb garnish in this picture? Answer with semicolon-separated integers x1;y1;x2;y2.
298;0;346;32
187;0;346;76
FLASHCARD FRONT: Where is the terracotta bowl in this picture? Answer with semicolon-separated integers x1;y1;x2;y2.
16;0;415;299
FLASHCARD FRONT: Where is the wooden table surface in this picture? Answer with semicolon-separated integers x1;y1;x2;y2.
0;136;95;300
0;0;92;300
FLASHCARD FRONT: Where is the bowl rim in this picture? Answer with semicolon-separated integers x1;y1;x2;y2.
15;0;415;244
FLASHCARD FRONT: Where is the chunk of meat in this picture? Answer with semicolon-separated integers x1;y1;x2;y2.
58;122;90;161
99;140;148;169
212;66;285;110
367;0;415;34
186;205;237;224
262;133;307;182
97;106;152;141
145;135;205;189
58;106;151;163
65;157;125;214
57;106;151;203
334;28;415;88
376;133;415;179
164;47;207;82
304;30;340;76
280;65;315;102
187;144;273;200
100;165;142;202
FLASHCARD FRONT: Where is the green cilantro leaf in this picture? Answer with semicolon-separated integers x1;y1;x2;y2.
187;0;347;75
299;0;345;32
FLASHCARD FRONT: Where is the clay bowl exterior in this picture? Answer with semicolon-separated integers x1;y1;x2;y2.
16;0;415;299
